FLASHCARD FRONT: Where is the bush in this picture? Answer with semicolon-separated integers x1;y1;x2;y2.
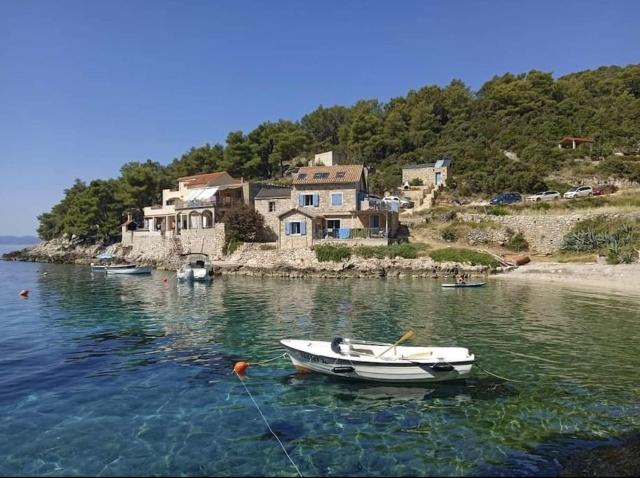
223;205;266;242
486;205;510;216
429;248;499;267
561;217;639;263
226;238;240;255
315;245;351;262
409;177;424;186
505;232;529;251
440;225;458;242
353;243;419;259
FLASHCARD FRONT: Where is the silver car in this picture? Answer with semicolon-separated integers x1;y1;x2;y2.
563;186;593;199
526;190;560;202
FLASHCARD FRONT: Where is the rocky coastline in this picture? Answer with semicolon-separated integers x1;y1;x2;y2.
1;237;503;279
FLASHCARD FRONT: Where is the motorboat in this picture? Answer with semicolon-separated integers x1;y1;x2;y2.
104;264;152;275
280;337;474;383
441;282;486;288
177;253;214;282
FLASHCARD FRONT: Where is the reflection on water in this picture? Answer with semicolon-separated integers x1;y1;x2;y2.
1;261;639;476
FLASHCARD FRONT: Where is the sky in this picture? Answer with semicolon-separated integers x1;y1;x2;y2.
1;0;639;236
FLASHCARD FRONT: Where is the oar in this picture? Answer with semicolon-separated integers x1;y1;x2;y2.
376;329;415;358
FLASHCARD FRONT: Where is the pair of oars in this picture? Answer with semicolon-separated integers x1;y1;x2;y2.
376;329;416;358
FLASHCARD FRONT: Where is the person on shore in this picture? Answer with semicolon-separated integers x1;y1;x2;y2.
456;275;466;285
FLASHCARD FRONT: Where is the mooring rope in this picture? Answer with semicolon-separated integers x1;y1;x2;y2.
251;352;289;366
475;363;524;383
233;370;303;477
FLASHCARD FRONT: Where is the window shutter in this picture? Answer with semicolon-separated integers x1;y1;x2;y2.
300;221;306;235
285;222;291;235
298;194;304;207
313;193;319;207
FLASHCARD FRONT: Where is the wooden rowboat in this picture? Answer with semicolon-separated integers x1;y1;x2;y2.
280;338;474;383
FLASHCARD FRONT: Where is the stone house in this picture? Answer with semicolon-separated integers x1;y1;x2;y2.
253;185;292;241
277;164;399;249
401;158;452;189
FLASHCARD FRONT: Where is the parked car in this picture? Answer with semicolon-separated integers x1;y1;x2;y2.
592;184;618;196
526;191;560;202
490;193;522;205
563;186;593;199
382;196;412;208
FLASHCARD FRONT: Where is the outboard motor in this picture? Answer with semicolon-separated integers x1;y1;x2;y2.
330;337;344;355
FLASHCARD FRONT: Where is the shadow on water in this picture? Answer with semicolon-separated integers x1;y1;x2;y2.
279;371;518;403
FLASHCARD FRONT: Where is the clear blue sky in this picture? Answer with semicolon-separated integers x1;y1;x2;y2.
1;0;638;236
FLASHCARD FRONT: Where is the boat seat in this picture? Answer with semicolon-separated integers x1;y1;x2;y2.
349;347;375;356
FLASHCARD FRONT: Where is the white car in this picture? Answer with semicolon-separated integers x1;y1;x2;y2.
563;186;593;199
526;191;560;202
382;196;412;208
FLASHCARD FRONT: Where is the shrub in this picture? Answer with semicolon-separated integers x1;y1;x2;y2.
505;232;529;251
315;245;351;262
226;238;240;255
440;225;458;242
223;205;266;242
486;205;510;216
409;177;424;186
429;248;499;267
353;243;419;259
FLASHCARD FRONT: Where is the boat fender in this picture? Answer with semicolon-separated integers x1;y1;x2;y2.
331;337;344;355
430;362;455;372
332;366;355;374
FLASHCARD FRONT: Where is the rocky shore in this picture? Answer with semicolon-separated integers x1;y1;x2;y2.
2;237;501;278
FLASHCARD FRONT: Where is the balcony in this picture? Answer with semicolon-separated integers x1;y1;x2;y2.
313;227;388;240
174;198;244;210
360;197;399;212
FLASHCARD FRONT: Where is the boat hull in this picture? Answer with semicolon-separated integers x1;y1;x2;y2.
105;266;152;275
281;339;474;383
441;282;485;288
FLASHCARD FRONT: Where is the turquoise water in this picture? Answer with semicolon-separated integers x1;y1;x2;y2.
1;253;640;476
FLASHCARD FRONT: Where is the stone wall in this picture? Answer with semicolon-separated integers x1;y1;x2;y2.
123;224;226;266
458;212;640;253
254;197;293;241
293;183;359;214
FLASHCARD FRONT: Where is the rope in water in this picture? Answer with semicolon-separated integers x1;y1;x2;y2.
475;363;524;383
233;368;303;477
251;352;289;366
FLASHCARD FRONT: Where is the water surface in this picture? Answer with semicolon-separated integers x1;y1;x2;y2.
1;258;639;476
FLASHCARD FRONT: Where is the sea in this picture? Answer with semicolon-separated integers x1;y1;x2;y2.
1;244;639;476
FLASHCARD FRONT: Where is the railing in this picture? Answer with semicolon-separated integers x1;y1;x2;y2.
174;198;244;209
314;228;388;240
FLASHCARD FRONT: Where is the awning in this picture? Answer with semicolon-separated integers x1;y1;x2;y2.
185;186;219;201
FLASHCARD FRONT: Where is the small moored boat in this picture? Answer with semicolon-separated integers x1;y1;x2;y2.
177;253;214;282
104;264;152;275
441;282;486;288
280;337;474;383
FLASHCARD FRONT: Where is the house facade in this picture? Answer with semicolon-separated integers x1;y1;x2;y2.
401;158;452;188
253;185;292;241
277;165;399;249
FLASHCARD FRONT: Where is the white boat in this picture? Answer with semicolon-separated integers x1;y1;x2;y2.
177;253;214;282
104;264;152;275
280;338;475;383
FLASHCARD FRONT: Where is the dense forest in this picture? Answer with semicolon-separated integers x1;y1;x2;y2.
38;64;640;243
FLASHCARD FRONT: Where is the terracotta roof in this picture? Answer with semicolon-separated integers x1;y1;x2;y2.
177;172;241;187
277;207;324;219
255;186;292;199
559;136;594;143
292;165;364;185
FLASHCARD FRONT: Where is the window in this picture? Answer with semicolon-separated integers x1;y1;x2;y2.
297;173;307;180
299;193;319;207
313;172;330;179
336;171;346;179
268;201;276;212
285;221;306;235
331;193;343;206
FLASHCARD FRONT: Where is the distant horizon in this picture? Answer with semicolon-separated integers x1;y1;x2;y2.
2;0;639;235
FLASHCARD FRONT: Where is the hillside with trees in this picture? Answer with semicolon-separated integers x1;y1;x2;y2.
37;64;640;243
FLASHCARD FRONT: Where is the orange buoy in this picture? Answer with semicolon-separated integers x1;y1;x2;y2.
19;289;29;298
233;361;250;375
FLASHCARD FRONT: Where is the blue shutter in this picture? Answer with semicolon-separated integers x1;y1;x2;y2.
300;221;306;235
298;194;304;207
313;193;319;207
285;222;291;235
